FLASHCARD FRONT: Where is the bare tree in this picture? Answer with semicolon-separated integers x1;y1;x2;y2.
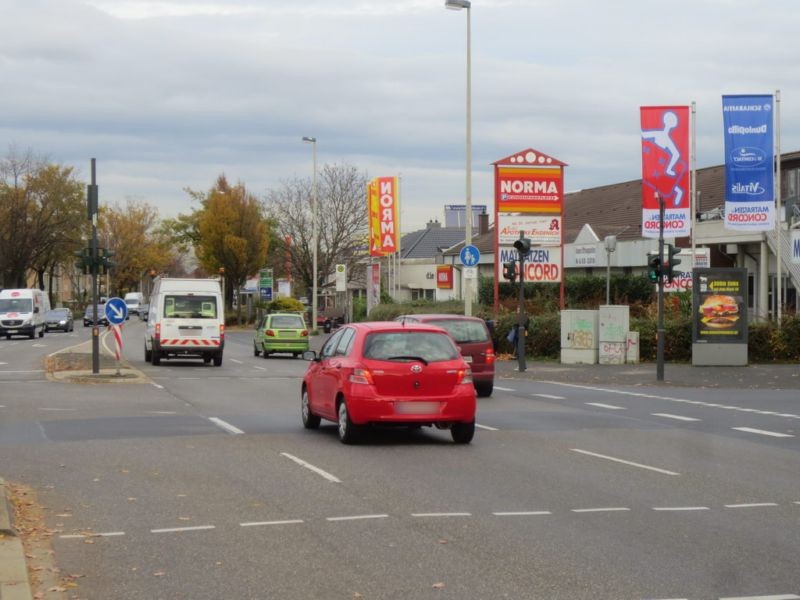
265;163;369;300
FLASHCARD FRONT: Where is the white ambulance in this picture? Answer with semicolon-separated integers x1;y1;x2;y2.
0;288;51;339
144;278;224;366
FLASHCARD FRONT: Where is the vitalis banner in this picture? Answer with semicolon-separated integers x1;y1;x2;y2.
640;106;691;238
722;95;775;231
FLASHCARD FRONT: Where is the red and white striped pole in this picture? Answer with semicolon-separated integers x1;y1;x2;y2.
112;324;122;375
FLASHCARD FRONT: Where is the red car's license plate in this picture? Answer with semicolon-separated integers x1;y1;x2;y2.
395;402;440;414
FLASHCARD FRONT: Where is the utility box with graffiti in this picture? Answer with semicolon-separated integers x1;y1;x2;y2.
560;310;598;364
598;305;630;365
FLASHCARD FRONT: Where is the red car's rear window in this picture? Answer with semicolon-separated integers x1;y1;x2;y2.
363;332;459;362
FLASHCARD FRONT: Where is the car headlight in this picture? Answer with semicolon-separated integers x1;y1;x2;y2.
59;320;67;325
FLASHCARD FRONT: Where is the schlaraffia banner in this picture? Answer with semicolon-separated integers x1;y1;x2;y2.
640;106;690;238
722;94;774;231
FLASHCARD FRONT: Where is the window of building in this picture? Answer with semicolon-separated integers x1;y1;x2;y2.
410;288;434;301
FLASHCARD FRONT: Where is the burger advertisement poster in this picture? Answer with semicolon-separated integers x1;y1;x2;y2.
692;268;748;344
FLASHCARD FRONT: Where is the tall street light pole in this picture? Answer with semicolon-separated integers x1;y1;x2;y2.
302;136;318;332
445;0;472;316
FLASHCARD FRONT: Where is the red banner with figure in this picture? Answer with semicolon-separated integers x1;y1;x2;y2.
640;106;690;238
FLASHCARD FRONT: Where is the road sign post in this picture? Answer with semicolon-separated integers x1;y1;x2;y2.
105;297;128;376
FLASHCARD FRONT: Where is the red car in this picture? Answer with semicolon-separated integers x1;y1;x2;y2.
301;322;476;444
394;314;495;397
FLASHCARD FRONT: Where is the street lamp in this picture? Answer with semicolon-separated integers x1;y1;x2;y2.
302;136;318;332
445;0;472;316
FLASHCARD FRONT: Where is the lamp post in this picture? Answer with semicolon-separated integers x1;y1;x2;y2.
302;136;318;332
445;0;472;316
604;235;617;305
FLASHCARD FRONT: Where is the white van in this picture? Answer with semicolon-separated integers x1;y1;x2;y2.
0;288;51;339
124;292;145;316
144;278;224;366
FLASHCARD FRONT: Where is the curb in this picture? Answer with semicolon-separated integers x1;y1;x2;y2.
0;479;33;600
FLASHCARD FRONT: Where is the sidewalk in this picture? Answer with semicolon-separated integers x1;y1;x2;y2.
0;480;32;600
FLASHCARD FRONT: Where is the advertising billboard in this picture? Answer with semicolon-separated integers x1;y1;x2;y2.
692;268;748;344
368;176;399;256
496;166;563;214
640;106;691;238
722;94;775;231
496;246;562;283
497;214;561;246
436;265;453;289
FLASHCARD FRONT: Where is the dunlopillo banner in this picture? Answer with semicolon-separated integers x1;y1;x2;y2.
722;94;774;231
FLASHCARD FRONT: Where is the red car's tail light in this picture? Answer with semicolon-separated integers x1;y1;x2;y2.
266;329;276;337
301;330;309;337
484;346;495;364
458;368;473;384
349;368;374;385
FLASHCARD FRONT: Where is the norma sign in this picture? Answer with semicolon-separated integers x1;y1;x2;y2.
494;149;566;214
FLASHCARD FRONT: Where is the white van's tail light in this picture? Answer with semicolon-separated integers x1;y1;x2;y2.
219;323;225;342
155;322;161;343
349;368;374;385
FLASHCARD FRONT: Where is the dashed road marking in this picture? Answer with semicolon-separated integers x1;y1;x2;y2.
652;506;709;512
411;512;471;518
252;366;266;371
494;386;515;392
240;519;304;527
280;452;341;483
151;383;164;389
326;514;389;522
586;402;625;410
732;427;793;438
724;503;779;509
492;511;552;516
209;417;245;435
545;382;800;420
533;393;565;400
475;423;499;431
652;413;701;422
720;595;800;600
151;525;215;534
230;359;243;364
572;507;630;513
571;448;680;476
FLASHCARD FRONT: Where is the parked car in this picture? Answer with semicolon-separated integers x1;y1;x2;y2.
83;304;108;327
254;312;309;358
301;322;476;444
139;303;149;321
44;308;74;332
394;314;495;397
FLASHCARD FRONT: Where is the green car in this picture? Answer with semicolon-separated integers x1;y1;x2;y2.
254;312;310;358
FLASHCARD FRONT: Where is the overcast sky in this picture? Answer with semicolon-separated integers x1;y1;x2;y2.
2;0;799;232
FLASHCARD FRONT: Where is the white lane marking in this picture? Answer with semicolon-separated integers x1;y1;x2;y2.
492;511;552;516
230;359;243;364
652;506;709;511
59;532;125;539
151;383;164;389
146;411;177;415
0;362;7;365
0;405;5;408
652;413;701;422
494;386;515;392
732;427;794;438
326;514;389;522
719;594;800;600
209;417;245;435
475;423;499;431
280;452;341;483
252;366;266;371
571;448;680;476
32;343;47;348
533;393;565;400
571;507;630;513
585;402;625;410
240;520;304;527
411;512;471;518
724;502;779;509
544;381;800;420
151;525;216;533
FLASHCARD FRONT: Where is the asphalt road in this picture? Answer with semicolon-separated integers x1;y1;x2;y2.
0;321;799;599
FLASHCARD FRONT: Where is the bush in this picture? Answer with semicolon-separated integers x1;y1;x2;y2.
747;321;776;363
266;297;305;313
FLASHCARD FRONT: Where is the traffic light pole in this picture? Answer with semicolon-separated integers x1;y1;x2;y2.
516;231;527;373
89;159;100;375
656;194;665;382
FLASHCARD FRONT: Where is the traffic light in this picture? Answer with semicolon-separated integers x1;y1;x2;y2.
73;247;92;275
665;244;682;283
647;253;662;283
99;248;116;274
502;261;517;282
513;237;531;256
